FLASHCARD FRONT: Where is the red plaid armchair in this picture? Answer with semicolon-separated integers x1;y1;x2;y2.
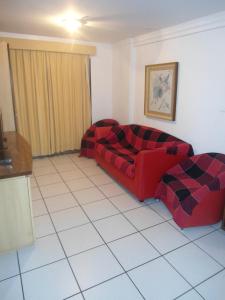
95;124;193;200
155;153;225;228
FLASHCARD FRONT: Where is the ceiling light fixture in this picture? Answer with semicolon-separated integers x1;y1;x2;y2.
62;18;81;32
61;16;87;33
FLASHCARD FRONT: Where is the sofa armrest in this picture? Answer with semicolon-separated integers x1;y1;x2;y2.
136;148;167;177
135;148;188;198
95;127;112;140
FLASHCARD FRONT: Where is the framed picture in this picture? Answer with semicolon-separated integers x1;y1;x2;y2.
144;62;178;121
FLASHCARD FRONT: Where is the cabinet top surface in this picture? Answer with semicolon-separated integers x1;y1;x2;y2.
0;132;32;179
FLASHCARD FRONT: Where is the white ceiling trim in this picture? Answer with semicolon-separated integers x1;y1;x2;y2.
133;11;225;47
0;31;108;47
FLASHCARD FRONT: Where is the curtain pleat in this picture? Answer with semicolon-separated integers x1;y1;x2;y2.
0;41;15;131
9;49;91;156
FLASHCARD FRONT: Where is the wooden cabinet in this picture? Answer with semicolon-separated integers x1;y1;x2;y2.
0;132;34;253
0;176;34;252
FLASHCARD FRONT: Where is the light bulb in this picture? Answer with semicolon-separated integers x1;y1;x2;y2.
61;17;81;32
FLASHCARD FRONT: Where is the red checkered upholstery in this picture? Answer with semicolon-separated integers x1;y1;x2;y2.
80;119;119;158
155;153;225;224
96;124;193;178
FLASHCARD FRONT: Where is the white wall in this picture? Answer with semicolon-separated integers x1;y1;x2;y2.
91;43;113;122
112;40;132;124
133;28;225;154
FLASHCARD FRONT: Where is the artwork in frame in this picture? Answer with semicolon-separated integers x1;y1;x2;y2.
144;62;178;121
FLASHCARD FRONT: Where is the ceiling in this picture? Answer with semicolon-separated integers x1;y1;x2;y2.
1;0;225;43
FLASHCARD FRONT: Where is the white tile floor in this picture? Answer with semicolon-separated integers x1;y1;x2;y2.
0;153;225;300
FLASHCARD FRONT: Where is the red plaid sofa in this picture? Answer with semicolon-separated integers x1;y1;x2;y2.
80;119;119;158
155;153;225;228
95;124;193;200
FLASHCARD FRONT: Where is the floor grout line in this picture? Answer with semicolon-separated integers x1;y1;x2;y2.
63;273;127;299
106;188;225;297
0;273;21;284
11;227;225;290
173;287;205;300
16;252;25;300
37;185;86;300
42;203;80;214
18;258;66;275
168;220;219;242
192;237;225;268
167;221;225;269
192;267;225;288
22;154;224;300
113;203;196;292
63;158;147;300
41;158;222;251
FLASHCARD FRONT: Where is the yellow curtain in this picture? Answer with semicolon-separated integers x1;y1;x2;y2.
9;49;91;156
0;41;15;131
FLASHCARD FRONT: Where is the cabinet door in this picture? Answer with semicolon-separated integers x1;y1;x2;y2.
0;176;34;253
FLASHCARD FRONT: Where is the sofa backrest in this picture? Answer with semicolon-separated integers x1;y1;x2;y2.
125;124;182;150
98;124;193;156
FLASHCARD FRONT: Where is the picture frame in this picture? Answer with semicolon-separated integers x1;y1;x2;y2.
144;62;178;121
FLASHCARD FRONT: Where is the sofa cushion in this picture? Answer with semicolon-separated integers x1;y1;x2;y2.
96;143;137;178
